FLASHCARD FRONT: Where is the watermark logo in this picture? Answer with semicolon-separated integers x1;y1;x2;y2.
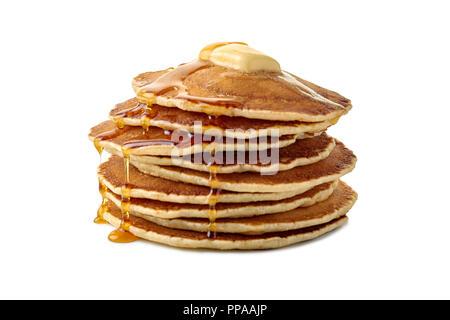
168;121;280;175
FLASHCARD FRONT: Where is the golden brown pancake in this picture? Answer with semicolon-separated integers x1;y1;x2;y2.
129;133;335;173
132;140;356;193
90;43;358;250
103;203;348;250
104;181;338;219
89;120;300;156
110;98;337;139
124;181;356;234
98;156;334;204
133;61;351;122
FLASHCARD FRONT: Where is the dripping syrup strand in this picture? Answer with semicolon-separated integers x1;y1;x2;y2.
93;138;103;160
113;102;158;134
207;162;220;239
92;117;125;225
140;104;158;133
92;133;108;224
92;109;157;240
94;179;109;224
108;146;138;243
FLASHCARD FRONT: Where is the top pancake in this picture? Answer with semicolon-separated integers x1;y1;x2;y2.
109;98;338;139
133;61;352;122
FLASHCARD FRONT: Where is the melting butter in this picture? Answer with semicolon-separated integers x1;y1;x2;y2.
199;43;281;73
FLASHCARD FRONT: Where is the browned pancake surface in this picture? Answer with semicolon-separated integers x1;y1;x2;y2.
99;156;237;196
151;141;355;185
134;64;351;120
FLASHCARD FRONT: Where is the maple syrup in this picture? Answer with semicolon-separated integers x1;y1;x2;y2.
107;146;138;243
113;102;159;133
112;115;125;129
120;122;175;150
141;116;151;132
108;228;138;243
207;164;220;239
122;147;131;183
93;125;124;143
140;60;243;108
92;115;145;243
93;137;108;224
114;103;145;118
93;138;103;158
94;180;109;224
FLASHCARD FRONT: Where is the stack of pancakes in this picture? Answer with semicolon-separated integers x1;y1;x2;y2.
88;43;357;250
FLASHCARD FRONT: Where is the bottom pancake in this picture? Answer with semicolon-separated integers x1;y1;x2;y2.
102;205;349;250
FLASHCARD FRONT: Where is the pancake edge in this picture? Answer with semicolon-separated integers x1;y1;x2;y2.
131;156;356;193
130;181;356;234
129;138;336;174
136;93;352;123
88;132;298;156
104;180;338;219
110;113;337;139
102;210;348;250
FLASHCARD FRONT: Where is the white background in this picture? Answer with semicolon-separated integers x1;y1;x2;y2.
1;0;449;299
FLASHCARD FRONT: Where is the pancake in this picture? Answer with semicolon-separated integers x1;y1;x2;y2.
133;61;351;122
98;156;334;204
89;120;301;156
109;98;338;139
104;180;338;219
129;181;356;234
129;133;335;174
103;203;348;250
132;140;356;193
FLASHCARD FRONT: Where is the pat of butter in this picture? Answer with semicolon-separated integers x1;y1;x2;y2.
199;43;281;73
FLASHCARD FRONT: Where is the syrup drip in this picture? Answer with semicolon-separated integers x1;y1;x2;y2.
114;102;159;133
140;60;243;107
119;123;175;149
107;146;138;243
94;180;109;224
141;116;151;132
114;104;145;118
94;118;176;153
93;138;103;158
93;136;107;224
207;163;221;239
122;147;130;183
93;125;124;142
113;115;125;129
91;123;126;225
